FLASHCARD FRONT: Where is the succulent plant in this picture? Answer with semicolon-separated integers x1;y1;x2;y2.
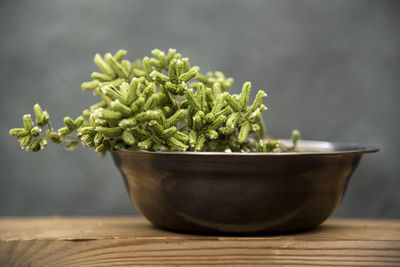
9;49;300;156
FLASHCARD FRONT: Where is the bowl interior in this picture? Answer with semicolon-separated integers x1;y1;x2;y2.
278;140;379;154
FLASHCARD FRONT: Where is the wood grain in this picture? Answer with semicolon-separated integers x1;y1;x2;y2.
0;217;399;266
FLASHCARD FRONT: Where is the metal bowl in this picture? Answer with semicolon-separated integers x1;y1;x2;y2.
112;140;378;234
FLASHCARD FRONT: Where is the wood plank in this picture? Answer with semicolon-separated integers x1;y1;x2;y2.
0;217;399;266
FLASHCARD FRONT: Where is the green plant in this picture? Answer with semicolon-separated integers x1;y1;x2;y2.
9;49;300;156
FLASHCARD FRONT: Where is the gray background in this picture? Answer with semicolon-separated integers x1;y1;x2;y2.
1;0;399;218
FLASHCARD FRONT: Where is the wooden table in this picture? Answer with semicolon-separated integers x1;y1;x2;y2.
0;217;399;266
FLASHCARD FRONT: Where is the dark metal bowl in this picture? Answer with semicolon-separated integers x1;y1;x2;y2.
112;140;378;234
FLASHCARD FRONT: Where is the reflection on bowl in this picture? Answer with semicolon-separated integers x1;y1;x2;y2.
112;140;378;234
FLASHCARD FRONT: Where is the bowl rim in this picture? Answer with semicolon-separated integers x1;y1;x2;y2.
114;139;379;156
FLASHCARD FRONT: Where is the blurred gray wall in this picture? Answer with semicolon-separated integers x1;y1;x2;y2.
1;0;399;218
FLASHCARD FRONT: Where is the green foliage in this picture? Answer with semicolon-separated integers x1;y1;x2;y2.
290;129;301;150
9;49;300;155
